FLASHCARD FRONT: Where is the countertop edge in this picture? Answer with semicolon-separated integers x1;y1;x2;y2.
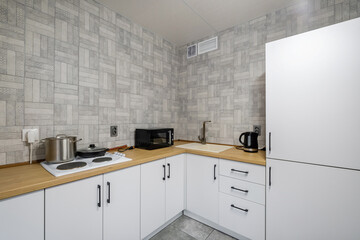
0;143;265;200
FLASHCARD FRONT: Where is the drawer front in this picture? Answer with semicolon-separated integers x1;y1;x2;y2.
219;176;265;205
219;193;265;240
219;159;265;185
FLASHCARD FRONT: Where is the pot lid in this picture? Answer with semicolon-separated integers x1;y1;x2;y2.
77;144;108;153
43;135;77;141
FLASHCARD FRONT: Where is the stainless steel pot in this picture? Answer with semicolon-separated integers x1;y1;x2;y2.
42;134;82;163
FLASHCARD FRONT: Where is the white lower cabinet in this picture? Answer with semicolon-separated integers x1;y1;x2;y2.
219;193;265;240
186;154;219;223
45;175;103;240
103;165;140;240
266;159;360;240
0;190;44;240
165;154;185;221
2;153;266;240
218;159;266;240
141;158;167;238
46;166;141;240
141;154;185;239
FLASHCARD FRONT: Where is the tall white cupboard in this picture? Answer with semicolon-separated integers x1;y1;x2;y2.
266;17;360;240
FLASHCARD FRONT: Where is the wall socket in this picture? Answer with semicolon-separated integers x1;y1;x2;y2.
110;126;118;137
22;129;39;142
253;125;261;136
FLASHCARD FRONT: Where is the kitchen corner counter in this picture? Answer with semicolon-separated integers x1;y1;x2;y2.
0;141;265;200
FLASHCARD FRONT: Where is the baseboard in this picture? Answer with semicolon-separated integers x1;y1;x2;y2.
183;210;250;240
142;212;183;240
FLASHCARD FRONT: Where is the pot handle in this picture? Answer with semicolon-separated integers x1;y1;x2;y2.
71;138;83;143
56;134;68;138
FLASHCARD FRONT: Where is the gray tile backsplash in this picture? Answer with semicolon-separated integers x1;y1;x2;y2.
0;0;359;165
0;0;179;165
176;0;360;147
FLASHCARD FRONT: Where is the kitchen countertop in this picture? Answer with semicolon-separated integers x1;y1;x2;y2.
0;141;265;200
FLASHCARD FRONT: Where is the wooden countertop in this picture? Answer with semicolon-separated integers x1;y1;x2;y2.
0;141;265;200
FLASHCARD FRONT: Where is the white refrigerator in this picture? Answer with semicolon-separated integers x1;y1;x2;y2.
266;17;360;240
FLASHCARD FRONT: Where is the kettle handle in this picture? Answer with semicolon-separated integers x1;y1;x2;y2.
239;133;246;145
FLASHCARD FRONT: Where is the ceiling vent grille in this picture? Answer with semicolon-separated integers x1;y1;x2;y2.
187;44;197;58
198;36;218;55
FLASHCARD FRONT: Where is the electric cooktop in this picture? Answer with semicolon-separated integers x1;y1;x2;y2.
41;152;132;177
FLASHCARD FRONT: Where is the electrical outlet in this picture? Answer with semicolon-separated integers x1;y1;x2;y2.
110;126;118;137
253;125;261;136
22;129;39;142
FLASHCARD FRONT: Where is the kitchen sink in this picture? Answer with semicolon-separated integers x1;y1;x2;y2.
176;143;233;153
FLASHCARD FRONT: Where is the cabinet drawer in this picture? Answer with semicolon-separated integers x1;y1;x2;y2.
219;159;265;185
219;176;265;205
219;193;265;240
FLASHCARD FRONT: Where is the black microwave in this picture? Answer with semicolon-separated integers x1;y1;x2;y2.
135;128;174;150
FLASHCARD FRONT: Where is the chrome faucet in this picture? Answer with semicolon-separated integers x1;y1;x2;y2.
198;121;211;144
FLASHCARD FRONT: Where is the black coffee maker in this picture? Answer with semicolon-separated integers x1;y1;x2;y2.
239;132;258;153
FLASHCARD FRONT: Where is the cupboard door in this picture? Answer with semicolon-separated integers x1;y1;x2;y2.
266;159;360;240
103;166;140;240
0;190;44;240
266;18;360;170
45;175;103;240
165;154;185;221
186;154;219;223
141;159;166;238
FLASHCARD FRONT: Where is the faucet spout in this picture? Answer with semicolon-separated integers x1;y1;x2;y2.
198;121;211;144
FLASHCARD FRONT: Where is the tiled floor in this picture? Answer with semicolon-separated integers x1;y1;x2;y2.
150;215;236;240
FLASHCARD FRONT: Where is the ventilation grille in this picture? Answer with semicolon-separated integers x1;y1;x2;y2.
198;37;218;55
187;44;197;58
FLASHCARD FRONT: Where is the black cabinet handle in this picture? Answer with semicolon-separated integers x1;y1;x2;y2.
214;164;217;180
107;182;111;204
269;167;272;187
269;132;272;153
231;169;249;174
163;165;166;180
231;186;249;193
97;185;101;207
231;204;248;213
167;163;170;179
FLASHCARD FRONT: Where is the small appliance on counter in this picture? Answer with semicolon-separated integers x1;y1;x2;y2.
239;132;259;153
135;128;174;150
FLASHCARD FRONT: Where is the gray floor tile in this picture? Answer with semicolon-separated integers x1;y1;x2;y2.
150;225;196;240
170;215;213;240
205;230;236;240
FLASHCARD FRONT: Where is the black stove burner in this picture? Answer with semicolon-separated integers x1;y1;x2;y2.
93;157;112;163
57;161;87;170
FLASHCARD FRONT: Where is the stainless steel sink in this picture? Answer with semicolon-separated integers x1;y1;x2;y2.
176;143;233;153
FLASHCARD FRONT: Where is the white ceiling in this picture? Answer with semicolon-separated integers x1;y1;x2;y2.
98;0;299;46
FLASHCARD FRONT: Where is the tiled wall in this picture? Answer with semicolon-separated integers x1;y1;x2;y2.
177;0;360;147
1;0;359;166
0;0;180;165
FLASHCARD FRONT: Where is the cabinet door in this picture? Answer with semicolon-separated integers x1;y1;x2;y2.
45;175;103;240
0;190;44;240
266;159;360;240
186;154;219;223
141;159;166;238
104;166;140;240
165;154;185;221
266;18;360;170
